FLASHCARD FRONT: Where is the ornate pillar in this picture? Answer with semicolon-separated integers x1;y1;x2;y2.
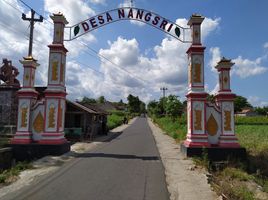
184;14;208;147
11;57;39;144
215;58;239;147
40;13;68;144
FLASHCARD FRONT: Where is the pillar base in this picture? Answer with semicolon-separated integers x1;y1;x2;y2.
219;135;240;148
9;142;70;161
11;132;33;144
180;143;247;161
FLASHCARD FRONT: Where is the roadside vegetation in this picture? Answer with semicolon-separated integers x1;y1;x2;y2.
107;110;126;130
107;94;146;130
148;95;268;199
0;162;33;187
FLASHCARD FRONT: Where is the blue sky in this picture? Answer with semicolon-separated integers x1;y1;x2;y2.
1;0;268;106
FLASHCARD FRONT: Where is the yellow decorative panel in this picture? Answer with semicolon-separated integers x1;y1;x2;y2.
25;74;29;81
189;63;192;84
224;111;232;131
33;112;44;133
194;30;199;38
207;114;218;136
193;63;201;83
58;105;62;128
224;76;228;83
194;110;202;130
52;61;58;81
48;106;55;128
21;107;28;128
60;63;64;82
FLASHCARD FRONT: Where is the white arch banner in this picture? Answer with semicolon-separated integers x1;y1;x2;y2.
65;7;191;43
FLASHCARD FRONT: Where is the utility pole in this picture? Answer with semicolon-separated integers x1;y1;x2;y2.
22;9;43;58
130;0;134;7
160;87;168;98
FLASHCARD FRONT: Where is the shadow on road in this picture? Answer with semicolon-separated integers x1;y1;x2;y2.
73;152;160;161
103;131;123;142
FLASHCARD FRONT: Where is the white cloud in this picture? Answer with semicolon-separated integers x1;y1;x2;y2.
264;42;268;49
119;0;132;8
209;47;221;71
44;0;95;25
233;56;267;78
208;46;268;79
176;17;221;43
89;0;106;5
0;0;30;83
248;96;268;107
209;83;219;95
0;0;221;103
201;17;221;40
95;36;190;102
66;16;221;103
130;20;146;26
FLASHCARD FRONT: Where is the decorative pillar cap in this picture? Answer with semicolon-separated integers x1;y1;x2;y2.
23;56;37;62
20;56;40;67
187;14;205;26
215;57;234;71
50;12;69;25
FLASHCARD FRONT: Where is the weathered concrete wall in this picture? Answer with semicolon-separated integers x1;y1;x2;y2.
0;86;19;133
0;147;13;170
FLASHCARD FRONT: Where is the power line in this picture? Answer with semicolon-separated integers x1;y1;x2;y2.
80;42;148;84
0;19;103;78
2;0;23;14
18;0;31;10
3;0;149;86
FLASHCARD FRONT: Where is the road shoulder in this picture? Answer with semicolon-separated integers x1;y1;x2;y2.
147;118;220;200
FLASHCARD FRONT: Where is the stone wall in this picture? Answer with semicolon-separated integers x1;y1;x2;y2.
0;147;13;170
0;86;19;134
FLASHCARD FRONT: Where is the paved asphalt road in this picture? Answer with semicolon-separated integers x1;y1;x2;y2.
7;117;169;200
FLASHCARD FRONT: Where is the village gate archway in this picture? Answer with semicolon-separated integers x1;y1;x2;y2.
12;7;240;152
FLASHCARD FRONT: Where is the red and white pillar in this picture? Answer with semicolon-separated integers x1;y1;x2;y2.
11;57;39;144
40;13;68;144
215;58;239;147
184;14;209;147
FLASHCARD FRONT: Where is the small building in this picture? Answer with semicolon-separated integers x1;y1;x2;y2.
65;100;108;140
235;108;257;117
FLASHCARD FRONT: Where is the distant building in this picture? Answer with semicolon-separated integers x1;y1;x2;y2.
235;108;257;117
65;100;108;140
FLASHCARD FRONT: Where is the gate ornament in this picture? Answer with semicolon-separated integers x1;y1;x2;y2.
65;7;191;43
207;114;218;136
33;112;44;133
0;58;20;85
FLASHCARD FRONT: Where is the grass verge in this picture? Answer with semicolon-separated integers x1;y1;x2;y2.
0;162;33;186
152;116;187;142
152;116;268;199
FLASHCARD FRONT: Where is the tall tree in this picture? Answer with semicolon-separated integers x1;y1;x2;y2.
81;97;96;104
164;95;183;121
234;95;252;113
97;96;105;104
127;94;141;113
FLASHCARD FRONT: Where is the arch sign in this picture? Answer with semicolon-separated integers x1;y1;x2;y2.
12;8;242;158
65;7;191;43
